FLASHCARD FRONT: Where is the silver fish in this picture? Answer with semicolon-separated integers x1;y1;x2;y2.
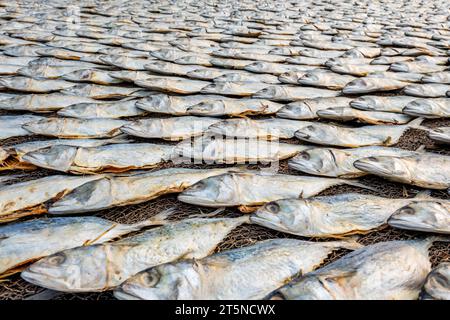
0;76;75;93
178;171;370;212
253;85;339;101
350;95;418;113
22;118;128;138
294;118;423;147
289;146;417;178
0;93;97;112
404;83;450;98
21;143;175;174
271;238;439;300
57;100;146;119
422;72;450;84
21;216;249;292
403;98;450;118
60;84;144;99
187;98;283;116
49;168;241;214
277;97;352;120
0;175;102;223
62;69;123;85
317;107;413;124
299;71;355;90
207;118;312;139
343;77;408;94
121;116;221;140
354;152;450;189
115;238;361;300
135;77;209;94
252;193;428;237
0;115;44;140
0;216;165;277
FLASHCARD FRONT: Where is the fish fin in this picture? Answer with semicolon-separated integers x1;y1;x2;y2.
415;145;427;153
238;205;260;213
189;207;225;219
84;223;119;246
414;190;434;199
132;207;178;228
333;237;364;250
321;269;358;286
382;136;392;145
341;180;377;192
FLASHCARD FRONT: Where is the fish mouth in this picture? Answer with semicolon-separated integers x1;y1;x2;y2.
353;158;392;176
249;215;284;232
21;268;53;289
387;215;432;232
316;109;339;118
342;84;364;95
390;63;409;72
402;105;431;117
288;160;318;175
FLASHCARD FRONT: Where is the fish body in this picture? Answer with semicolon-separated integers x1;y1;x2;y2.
0;93;97;112
187;98;283;116
0;76;75;93
58;100;145;119
115;239;361;300
253;85;339;101
22;143;174;174
22;118;128;138
388;201;450;234
178;172;370;210
21;216;249;292
0;115;44;140
277;97;351;120
317;107;413;124
121;117;221;140
350;95;418;113
252;193;421;237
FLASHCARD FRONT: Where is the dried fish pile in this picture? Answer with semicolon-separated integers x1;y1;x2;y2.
0;0;449;300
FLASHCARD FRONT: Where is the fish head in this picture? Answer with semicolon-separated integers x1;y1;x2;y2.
186;69;214;79
251;199;309;233
404;84;428;97
277;102;315;119
390;62;409;72
115;265;186;300
245;62;265;73
388;201;446;232
21;246;106;291
350;96;377;110
60;84;90;96
21;145;78;172
289;148;336;175
403;99;436;117
57;103;91;117
150;49;178;60
278;71;302;83
201;82;230;93
50;178;113;214
354;156;409;178
187;101;225;115
299;72;321;85
135;94;170;112
63;69;93;82
317;107;354;120
253;86;281;99
175;56;197;64
178;173;238;206
294;124;334;144
121;119;161;137
343;79;372;94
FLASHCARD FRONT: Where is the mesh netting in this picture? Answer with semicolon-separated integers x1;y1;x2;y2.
0;117;449;300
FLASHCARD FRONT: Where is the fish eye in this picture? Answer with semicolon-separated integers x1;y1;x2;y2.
298;151;310;160
47;253;66;265
141;269;160;287
399;207;415;215
190;181;205;191
265;202;280;214
306;125;315;131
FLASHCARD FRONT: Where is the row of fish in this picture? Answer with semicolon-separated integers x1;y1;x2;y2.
0;0;449;300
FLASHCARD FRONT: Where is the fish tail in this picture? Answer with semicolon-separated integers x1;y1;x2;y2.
407;117;428;130
333;236;364;250
131;207;177;228
189;207;226;219
341;179;378;192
